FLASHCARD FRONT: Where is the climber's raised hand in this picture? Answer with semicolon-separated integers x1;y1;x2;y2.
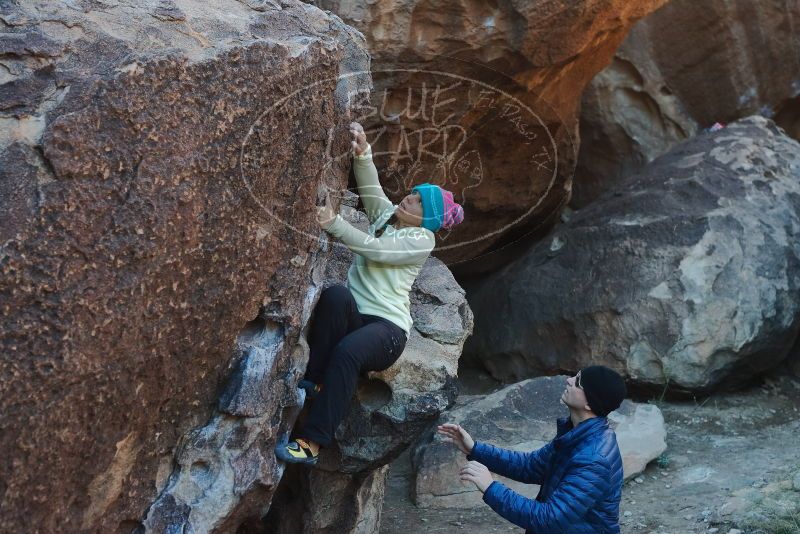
437;423;475;455
317;192;337;229
350;121;368;156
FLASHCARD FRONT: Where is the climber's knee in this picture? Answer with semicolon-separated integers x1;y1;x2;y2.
317;284;350;310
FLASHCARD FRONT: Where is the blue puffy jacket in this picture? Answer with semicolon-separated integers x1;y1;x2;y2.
467;416;623;533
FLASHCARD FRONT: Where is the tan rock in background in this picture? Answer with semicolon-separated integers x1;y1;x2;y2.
573;0;800;206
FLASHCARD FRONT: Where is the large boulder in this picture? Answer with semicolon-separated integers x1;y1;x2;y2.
573;0;800;207
0;1;371;532
412;376;666;508
309;0;669;265
263;193;474;533
465;117;800;391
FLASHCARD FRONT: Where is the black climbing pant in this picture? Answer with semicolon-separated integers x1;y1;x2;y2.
299;284;406;447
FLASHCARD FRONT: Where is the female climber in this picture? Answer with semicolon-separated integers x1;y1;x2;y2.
275;122;465;465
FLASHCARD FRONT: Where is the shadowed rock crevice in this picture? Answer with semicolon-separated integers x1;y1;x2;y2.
261;464;390;534
357;377;393;412
774;95;800;140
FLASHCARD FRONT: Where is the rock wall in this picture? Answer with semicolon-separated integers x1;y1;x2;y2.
0;1;371;531
573;0;800;207
465;117;800;392
309;0;669;265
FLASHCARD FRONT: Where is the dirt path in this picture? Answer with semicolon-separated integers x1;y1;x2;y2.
380;374;800;534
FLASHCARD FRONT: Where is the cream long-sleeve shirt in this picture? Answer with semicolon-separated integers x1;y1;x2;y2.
324;144;435;334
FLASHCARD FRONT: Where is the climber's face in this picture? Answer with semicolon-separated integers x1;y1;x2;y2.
396;190;423;227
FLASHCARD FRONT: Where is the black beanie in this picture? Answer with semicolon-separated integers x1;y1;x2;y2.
580;365;626;417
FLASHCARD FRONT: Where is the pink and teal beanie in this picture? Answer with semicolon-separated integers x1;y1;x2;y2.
412;183;465;232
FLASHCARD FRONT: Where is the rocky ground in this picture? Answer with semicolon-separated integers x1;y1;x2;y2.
381;370;800;534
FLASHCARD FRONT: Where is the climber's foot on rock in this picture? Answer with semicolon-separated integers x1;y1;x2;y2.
275;438;319;465
298;379;322;399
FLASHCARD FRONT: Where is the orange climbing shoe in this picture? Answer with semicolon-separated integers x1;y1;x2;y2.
275;438;318;466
